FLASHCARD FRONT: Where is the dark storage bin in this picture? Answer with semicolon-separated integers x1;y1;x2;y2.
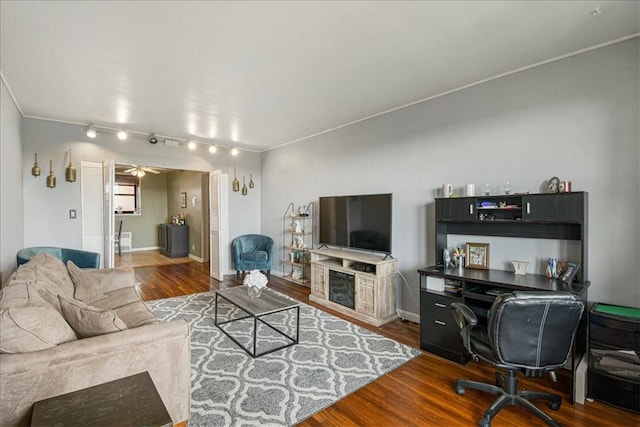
588;303;640;413
588;368;640;413
590;310;640;351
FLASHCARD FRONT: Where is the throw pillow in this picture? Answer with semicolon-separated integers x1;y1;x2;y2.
58;295;128;338
0;306;77;353
67;261;135;303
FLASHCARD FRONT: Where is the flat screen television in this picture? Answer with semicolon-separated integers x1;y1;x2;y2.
318;193;392;254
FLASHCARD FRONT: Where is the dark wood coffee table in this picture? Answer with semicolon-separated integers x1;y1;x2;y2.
31;371;172;427
215;286;300;357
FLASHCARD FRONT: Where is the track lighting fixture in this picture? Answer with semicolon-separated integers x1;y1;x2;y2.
86;125;97;138
117;130;127;140
187;141;197;150
230;147;239;156
32;153;41;177
209;145;217;154
148;134;158;144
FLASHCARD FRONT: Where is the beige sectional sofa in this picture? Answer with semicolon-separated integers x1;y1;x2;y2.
0;253;190;426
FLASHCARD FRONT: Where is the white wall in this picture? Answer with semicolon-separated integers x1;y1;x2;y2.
261;38;640;314
0;80;25;284
21;118;261;274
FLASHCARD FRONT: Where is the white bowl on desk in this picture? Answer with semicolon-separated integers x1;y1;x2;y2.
511;260;529;275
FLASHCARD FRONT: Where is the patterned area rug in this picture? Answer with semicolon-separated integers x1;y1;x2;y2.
146;290;420;426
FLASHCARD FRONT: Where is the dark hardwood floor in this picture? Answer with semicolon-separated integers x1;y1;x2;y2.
131;254;637;426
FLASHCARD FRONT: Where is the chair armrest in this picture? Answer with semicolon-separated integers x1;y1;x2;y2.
451;302;477;353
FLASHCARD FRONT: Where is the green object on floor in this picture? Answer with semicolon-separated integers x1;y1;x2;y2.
595;304;640;319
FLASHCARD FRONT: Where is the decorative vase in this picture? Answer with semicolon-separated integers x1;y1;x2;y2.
247;286;262;298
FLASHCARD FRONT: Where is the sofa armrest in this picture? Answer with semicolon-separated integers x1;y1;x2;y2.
1;320;190;426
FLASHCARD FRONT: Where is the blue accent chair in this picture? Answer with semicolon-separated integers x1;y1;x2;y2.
231;234;274;279
17;247;101;269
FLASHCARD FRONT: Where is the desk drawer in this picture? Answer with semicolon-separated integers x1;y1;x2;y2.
422;292;460;317
420;311;464;353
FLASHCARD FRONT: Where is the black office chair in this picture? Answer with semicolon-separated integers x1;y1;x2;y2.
114;219;123;256
451;291;584;427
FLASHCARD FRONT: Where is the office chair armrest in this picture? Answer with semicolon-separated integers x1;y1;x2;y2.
451;302;477;328
451;302;478;353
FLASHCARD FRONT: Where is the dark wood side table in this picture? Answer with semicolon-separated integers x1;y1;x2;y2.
31;371;172;427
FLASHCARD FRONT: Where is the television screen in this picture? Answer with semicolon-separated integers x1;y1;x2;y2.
319;193;392;254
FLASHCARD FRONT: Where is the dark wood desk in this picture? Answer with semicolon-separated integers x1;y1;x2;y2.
31;372;172;427
418;266;589;403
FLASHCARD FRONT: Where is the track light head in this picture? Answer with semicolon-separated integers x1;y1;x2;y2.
86;125;97;138
230;147;239;156
148;134;158;144
187;141;197;150
209;145;217;154
117;130;127;140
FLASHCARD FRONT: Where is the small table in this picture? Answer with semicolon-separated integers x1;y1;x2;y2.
31;372;171;427
214;286;300;357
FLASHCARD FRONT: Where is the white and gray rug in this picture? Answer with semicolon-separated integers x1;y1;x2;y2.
146;290;420;426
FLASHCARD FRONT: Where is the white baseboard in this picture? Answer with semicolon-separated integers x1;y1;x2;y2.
396;309;420;324
189;254;205;263
129;246;160;252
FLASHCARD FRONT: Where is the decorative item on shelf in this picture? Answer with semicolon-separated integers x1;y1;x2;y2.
465;183;475;197
294;235;305;249
545;258;566;279
243;269;268;298
559;180;572;192
443;248;455;268
298;204;309;216
453;247;465;269
291;269;302;280
511;260;529;275
31;153;41;177
232;167;239;192
46;160;56;188
465;242;489;269
294;220;302;233
65;149;76;182
242;176;248;195
249;173;254;188
504;181;511;195
178;212;185;225
559;262;580;284
442;183;453;198
547;176;560;193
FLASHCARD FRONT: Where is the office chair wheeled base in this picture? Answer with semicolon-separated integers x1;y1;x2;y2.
455;370;562;427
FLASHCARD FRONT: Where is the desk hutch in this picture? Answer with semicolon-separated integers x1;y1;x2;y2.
418;191;589;403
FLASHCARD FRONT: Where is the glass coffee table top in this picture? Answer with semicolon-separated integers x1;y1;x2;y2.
214;286;300;357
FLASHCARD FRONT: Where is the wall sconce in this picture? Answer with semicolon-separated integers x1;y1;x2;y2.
31;153;41;177
46;160;56;188
249;173;254;188
65;149;76;182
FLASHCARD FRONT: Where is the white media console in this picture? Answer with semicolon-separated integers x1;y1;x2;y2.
309;248;398;327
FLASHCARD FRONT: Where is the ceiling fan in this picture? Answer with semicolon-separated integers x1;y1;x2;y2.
122;164;161;177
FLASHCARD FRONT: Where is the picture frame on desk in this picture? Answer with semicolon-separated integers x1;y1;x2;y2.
559;262;580;284
466;242;490;269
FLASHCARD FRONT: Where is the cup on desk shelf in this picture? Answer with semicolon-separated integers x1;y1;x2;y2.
465;184;476;197
442;184;453;198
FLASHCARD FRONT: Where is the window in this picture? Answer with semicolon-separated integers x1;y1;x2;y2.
114;175;140;214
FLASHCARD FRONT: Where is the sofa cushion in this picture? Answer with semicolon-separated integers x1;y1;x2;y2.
91;287;160;328
67;261;135;303
0;306;78;353
58;295;128;338
11;253;75;298
0;281;78;353
241;250;268;262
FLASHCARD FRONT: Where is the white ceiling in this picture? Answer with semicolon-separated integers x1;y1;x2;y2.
1;1;638;152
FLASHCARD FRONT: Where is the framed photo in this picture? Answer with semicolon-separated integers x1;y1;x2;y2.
180;192;187;208
559;262;580;284
466;242;490;269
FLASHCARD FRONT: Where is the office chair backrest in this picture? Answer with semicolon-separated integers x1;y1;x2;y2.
488;291;584;369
